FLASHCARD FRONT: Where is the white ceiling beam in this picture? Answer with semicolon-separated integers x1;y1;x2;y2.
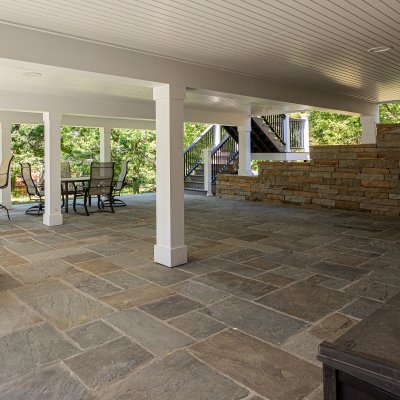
0;23;377;116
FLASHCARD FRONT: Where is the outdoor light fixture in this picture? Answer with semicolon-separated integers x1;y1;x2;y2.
367;46;392;53
22;71;43;77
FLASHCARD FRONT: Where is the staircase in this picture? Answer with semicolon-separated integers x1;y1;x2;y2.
184;114;305;194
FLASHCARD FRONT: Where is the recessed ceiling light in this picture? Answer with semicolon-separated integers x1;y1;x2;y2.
367;46;392;53
22;71;42;78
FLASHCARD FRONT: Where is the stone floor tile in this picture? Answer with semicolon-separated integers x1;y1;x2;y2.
282;313;358;364
170;280;230;304
262;249;323;268
0;363;96;400
191;243;238;260
388;291;400;306
84;241;131;256
139;294;202;320
76;258;120;274
271;266;314;280
62;251;103;265
191;329;321;400
27;289;113;330
340;297;383;319
255;272;296;287
0;323;77;382
0;247;27;267
65;336;153;389
202;296;307;345
194;271;277;300
305;274;350;290
98;350;248;400
103;251;149;268
101;270;147;289
325;253;371;267
257;281;348;322
25;247;89;262
13;280;70;301
5;259;79;284
33;233;73;245
220;248;267;263
65;319;120;348
177;261;220;275
0;292;41;335
308;261;368;281
169;311;226;339
129;263;193;286
0;270;23;291
64;273;121;298
345;278;400;302
5;239;51;256
244;257;281;271
101;283;172;310
198;257;264;278
106;308;193;355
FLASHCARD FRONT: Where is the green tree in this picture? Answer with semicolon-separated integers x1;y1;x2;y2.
308;112;362;145
184;123;208;149
380;103;400;123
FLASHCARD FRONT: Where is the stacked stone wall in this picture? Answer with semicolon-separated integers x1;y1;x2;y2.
216;124;400;216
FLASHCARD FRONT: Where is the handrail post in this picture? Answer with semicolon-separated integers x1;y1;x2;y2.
301;113;310;152
203;148;213;196
214;124;221;146
283;114;291;153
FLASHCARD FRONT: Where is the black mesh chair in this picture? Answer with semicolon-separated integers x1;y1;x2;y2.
73;161;115;216
61;162;75;208
104;160;129;207
0;155;13;220
20;162;45;216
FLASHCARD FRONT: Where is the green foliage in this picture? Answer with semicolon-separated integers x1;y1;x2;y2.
308;112;362;145
9;122;209;200
111;128;156;193
183;123;208;149
380;103;400;123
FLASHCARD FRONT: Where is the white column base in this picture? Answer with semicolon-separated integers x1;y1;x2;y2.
43;213;63;226
0;201;12;210
238;168;252;176
154;244;188;268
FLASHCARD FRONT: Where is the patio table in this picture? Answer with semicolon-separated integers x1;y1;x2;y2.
61;176;89;214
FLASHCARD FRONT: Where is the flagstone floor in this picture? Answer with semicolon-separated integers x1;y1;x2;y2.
0;193;399;399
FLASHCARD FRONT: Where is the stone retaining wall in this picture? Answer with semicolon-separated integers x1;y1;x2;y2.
216;124;400;216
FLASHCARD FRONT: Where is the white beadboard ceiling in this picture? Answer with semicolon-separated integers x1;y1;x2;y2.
0;0;399;102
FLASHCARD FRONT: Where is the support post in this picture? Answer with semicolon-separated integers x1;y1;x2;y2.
203;148;213;196
283;114;291;152
214;124;221;146
153;84;187;267
301;113;310;152
43;111;63;226
360;105;379;144
238;121;252;176
100;126;112;162
0;121;13;210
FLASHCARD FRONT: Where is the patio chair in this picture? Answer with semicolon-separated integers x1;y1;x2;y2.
73;161;115;216
0;155;13;220
20;162;45;216
61;161;75;208
104;160;129;207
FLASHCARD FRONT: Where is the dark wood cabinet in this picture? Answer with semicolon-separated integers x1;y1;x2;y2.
318;303;400;400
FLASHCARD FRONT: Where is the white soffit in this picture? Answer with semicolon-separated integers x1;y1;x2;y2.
0;0;399;102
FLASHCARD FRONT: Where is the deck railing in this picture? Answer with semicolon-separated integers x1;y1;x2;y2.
184;125;215;179
289;118;305;150
211;131;239;182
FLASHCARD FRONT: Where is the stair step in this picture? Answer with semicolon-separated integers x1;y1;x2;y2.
186;175;204;182
184;181;204;190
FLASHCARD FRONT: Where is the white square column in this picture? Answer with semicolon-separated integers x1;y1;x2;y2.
238;120;252;176
361;105;379;144
43;112;63;226
0;121;13;210
100;127;112;162
153;84;187;267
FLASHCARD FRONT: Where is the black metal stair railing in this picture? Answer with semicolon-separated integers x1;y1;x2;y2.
289;118;305;150
261;114;286;146
184;125;215;179
211;131;239;183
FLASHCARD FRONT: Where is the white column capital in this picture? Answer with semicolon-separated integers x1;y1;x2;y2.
153;84;186;102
